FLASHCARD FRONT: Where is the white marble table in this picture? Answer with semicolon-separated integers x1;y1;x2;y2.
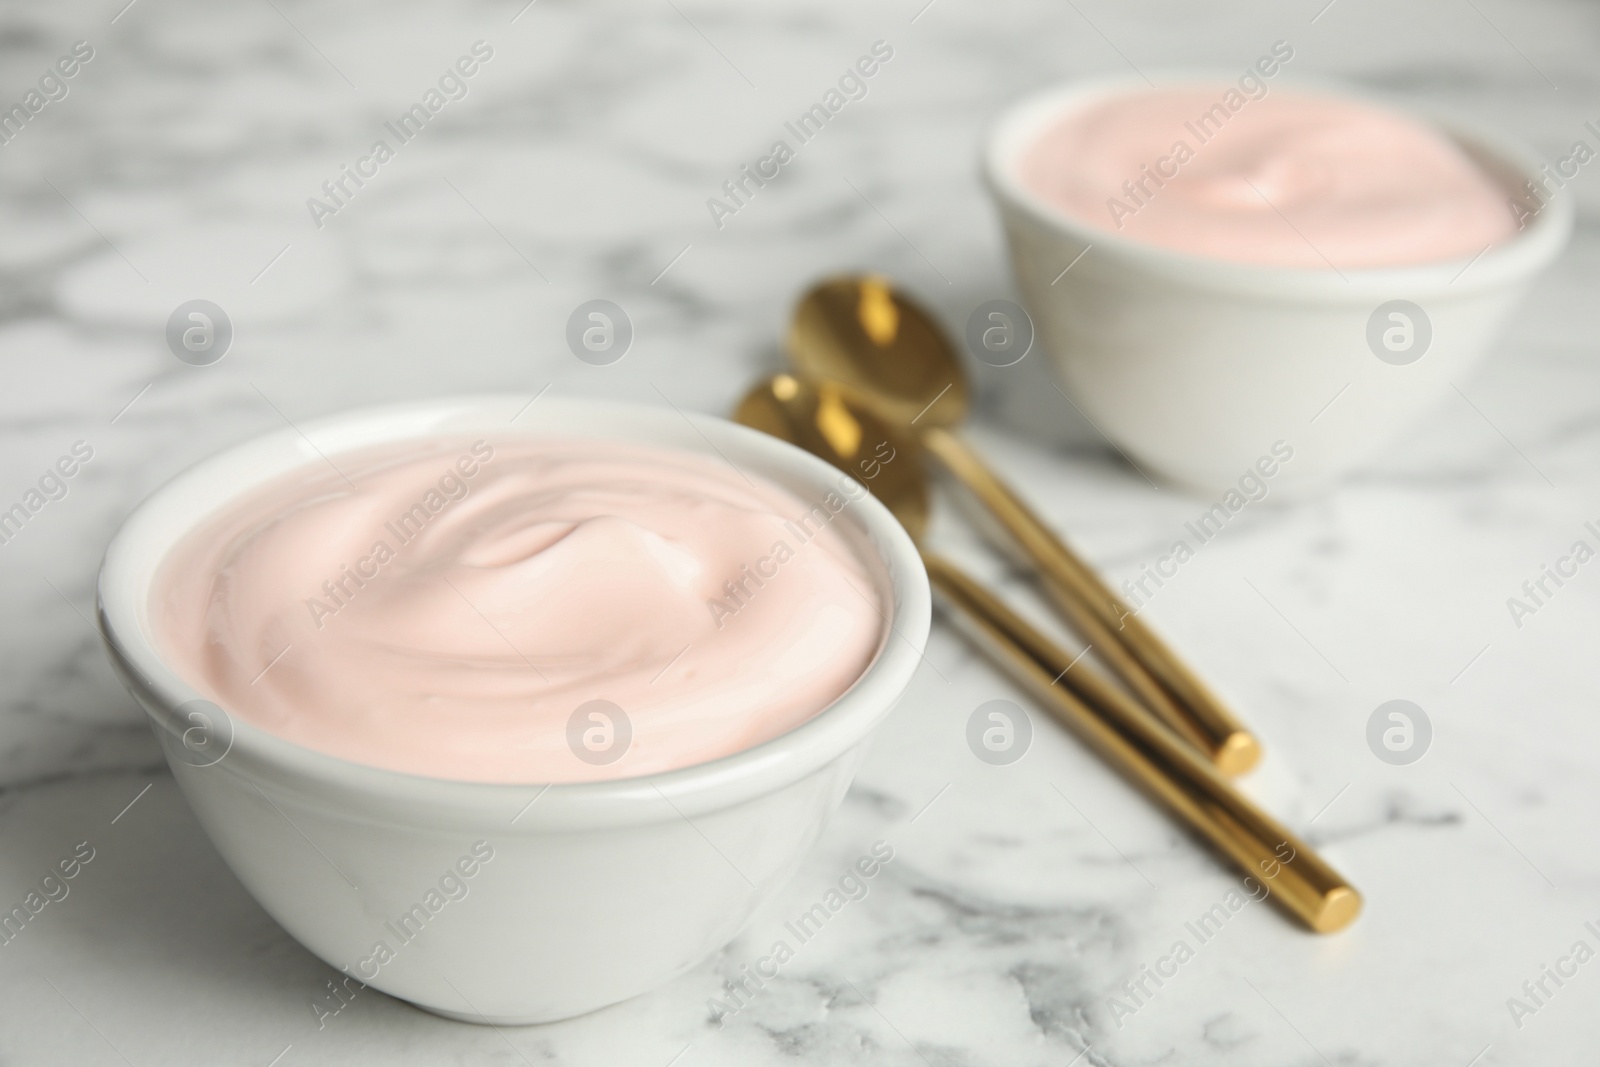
2;0;1598;1062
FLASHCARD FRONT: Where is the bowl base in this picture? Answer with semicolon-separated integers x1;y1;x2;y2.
418;1001;601;1027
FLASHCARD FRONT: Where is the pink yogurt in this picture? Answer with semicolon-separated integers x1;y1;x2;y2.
153;436;884;783
1019;86;1516;269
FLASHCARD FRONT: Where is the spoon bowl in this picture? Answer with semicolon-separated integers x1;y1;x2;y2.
788;275;970;429
734;374;931;543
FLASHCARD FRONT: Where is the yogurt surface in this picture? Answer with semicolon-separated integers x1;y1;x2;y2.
153;436;884;783
1018;86;1517;268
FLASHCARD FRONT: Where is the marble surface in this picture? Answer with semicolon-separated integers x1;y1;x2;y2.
2;0;1599;1062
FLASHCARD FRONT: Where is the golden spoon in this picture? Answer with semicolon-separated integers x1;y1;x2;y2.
734;375;1359;934
787;274;1260;776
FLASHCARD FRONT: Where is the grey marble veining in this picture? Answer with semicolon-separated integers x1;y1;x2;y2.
2;0;1599;1062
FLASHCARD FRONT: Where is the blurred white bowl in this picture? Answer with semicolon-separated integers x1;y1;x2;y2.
97;395;930;1024
983;75;1574;494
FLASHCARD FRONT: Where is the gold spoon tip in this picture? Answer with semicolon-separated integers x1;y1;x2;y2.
1312;886;1364;934
1215;732;1263;777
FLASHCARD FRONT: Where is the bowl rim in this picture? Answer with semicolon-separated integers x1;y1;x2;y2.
981;70;1576;298
96;394;932;829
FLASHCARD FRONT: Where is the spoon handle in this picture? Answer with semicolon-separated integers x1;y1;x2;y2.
922;552;1359;934
921;426;1260;776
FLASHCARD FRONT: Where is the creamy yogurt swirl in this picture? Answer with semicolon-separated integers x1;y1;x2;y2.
154;436;884;783
1020;86;1517;268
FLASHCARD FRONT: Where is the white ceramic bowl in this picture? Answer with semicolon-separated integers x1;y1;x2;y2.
96;395;931;1025
983;75;1574;494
